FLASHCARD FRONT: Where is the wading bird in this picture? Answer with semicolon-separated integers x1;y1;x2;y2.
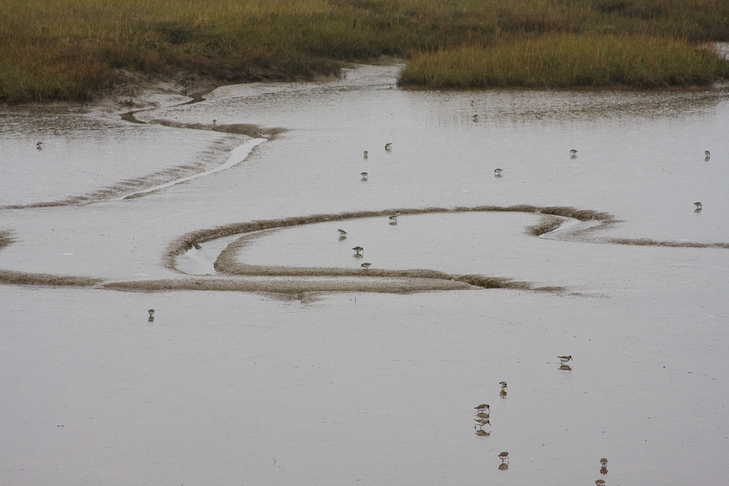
389;212;400;224
148;309;155;322
338;229;348;238
474;403;490;414
385;142;392;151
570;149;577;158
363;150;368;159
705;150;711;161
694;201;703;211
352;246;363;256
36;141;43;150
558;355;573;364
361;262;372;270
494;168;503;177
360;172;368;181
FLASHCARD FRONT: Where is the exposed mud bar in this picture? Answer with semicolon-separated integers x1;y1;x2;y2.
103;276;474;294
153;204;617;295
607;238;729;249
2;205;726;294
147;119;287;140
165;204;617;268
0;270;102;287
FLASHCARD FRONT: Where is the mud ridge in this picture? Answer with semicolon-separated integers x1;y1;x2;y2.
0;270;102;287
165;205;616;268
103;276;474;294
0;163;210;209
608;238;729;249
148;119;287;140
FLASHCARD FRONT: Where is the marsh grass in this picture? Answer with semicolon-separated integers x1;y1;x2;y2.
398;34;729;88
2;0;729;101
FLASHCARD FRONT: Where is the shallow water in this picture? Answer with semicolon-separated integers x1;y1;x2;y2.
1;64;728;485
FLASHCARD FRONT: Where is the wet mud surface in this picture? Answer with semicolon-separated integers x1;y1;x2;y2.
1;63;728;485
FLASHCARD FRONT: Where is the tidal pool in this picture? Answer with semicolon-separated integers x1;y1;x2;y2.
1;64;728;485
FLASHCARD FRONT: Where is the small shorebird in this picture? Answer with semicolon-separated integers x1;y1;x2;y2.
148;309;155;322
558;355;573;364
474;403;490;413
352;246;364;256
338;229;348;238
385;142;392;151
36;141;43;150
494;168;503;177
389;211;400;224
500;381;507;390
498;452;509;463
361;262;372;270
694;201;703;211
705;150;711;161
600;458;608;466
570;149;577;158
360;171;368;181
363;150;368;159
212;119;217;126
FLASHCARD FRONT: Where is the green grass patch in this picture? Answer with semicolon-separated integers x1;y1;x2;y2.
398;34;729;88
2;0;729;101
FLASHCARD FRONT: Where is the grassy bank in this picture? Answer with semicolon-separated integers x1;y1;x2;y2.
398;34;729;88
2;0;729;102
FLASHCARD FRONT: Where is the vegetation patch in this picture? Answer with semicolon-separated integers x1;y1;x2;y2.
2;0;729;102
398;34;729;88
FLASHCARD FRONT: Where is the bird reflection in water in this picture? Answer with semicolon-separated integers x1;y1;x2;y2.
474;424;490;437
